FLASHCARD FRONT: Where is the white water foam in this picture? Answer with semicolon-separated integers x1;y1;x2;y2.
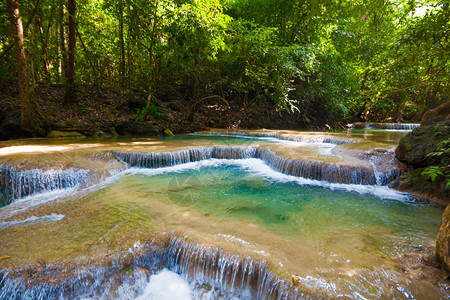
136;269;192;300
0;188;77;219
189;133;339;155
0;213;64;230
125;158;411;201
236;159;411;201
0;157;410;220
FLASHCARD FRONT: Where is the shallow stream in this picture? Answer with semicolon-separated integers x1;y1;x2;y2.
0;127;447;299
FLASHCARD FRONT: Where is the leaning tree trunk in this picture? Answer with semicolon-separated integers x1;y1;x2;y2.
65;0;76;103
6;0;48;136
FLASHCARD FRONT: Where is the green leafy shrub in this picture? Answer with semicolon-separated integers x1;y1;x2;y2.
135;105;163;122
422;137;450;188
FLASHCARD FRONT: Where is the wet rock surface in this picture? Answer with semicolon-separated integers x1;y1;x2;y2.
394;108;450;274
395;117;449;202
113;121;160;136
437;204;450;271
396;120;449;168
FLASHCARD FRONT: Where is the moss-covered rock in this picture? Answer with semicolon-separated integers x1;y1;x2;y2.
437;204;450;271
422;102;450;124
113;121;159;136
163;129;175;137
396;106;450;272
47;131;85;138
399;168;449;204
396;120;449;168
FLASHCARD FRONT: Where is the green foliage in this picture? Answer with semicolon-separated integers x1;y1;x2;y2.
426;138;450;157
135;105;162;122
422;137;450;187
422;166;444;181
0;0;447;124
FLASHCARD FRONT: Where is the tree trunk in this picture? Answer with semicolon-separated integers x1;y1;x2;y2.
118;0;125;88
36;2;51;81
65;0;76;103
59;0;66;82
6;0;48;136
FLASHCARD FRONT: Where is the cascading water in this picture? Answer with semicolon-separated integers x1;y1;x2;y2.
0;165;89;206
112;146;257;169
255;148;377;185
113;146;398;186
1;132;440;299
349;123;420;130
0;235;303;300
191;131;356;145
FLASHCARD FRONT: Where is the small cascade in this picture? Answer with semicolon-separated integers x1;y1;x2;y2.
0;235;305;299
165;236;302;299
363;149;401;186
114;147;383;185
194;131;355;145
112;146;257;169
350;123;420;131
255;148;376;185
0;165;89;205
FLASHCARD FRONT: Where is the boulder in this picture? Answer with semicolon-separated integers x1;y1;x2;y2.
47;131;85;138
437;204;450;271
0;110;31;140
395;120;449;168
397;105;450;272
422;102;450;124
113;121;160;136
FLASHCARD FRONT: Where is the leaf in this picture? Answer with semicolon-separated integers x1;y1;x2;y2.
12;228;24;232
0;256;12;260
426;151;443;157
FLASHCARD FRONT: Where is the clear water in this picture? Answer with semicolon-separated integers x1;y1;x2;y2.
79;158;444;297
0;129;445;299
115;160;440;255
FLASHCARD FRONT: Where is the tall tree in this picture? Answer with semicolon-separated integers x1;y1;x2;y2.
59;0;66;82
65;0;76;103
6;0;48;136
118;0;125;88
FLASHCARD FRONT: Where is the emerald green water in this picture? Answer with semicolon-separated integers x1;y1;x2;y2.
118;160;441;255
80;157;444;297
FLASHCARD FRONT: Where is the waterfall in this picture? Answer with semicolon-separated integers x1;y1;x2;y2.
255;148;377;185
364;149;402;186
0;165;89;205
349;123;420;131
112;146;257;169
114;146;395;186
0;235;306;300
165;236;302;299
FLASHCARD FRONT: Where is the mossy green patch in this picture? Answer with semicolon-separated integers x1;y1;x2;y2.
47;131;86;138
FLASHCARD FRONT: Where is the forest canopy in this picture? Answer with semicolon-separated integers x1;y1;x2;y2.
0;0;448;132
